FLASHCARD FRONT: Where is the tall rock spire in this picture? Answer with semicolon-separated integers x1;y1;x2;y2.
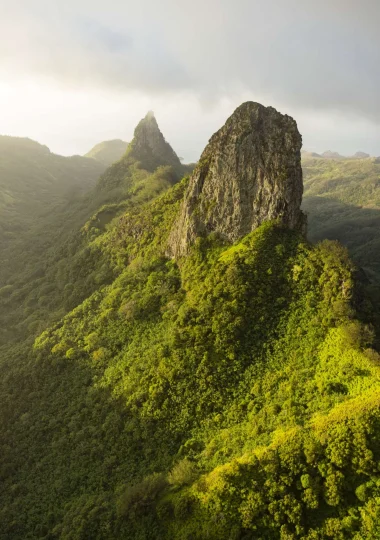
126;111;182;174
168;102;306;257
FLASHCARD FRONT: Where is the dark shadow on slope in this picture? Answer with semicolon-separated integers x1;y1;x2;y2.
302;195;380;345
302;195;380;283
0;339;172;539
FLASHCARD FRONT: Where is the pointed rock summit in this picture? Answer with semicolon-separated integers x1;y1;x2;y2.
126;111;182;174
168;102;305;258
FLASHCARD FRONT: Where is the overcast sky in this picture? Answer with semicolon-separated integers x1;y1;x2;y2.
0;0;379;161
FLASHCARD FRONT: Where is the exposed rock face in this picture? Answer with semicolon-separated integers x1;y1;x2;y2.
168;102;305;258
126;111;182;174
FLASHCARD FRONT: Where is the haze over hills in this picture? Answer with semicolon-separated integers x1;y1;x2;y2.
0;135;106;285
302;150;375;160
354;151;370;159
0;135;106;240
85;139;129;166
0;112;189;344
1;103;380;539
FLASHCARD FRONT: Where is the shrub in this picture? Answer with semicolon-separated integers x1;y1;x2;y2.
117;473;168;518
168;459;197;488
173;494;195;520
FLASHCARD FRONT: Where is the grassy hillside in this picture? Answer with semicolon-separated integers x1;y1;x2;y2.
302;156;380;281
85;139;128;166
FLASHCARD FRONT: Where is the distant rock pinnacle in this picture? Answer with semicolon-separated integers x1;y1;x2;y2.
126;111;182;174
168;102;305;258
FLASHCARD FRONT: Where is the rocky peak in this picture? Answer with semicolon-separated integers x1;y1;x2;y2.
126;111;182;173
168;101;305;258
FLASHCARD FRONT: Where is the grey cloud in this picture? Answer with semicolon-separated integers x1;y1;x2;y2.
1;0;379;121
0;0;379;155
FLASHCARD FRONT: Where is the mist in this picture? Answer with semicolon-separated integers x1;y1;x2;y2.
1;0;379;159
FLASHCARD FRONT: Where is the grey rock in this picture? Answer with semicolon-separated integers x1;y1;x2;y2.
126;111;182;174
168;101;305;258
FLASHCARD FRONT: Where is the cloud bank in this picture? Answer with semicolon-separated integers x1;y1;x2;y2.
0;0;379;158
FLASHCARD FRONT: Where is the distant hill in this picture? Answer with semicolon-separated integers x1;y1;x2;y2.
85;139;128;166
0;136;105;243
0;135;106;287
354;151;370;159
302;154;380;281
321;150;345;159
95;111;190;202
302;150;373;160
301;150;322;158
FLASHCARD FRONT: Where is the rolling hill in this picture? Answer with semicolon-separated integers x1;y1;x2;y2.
85;139;129;166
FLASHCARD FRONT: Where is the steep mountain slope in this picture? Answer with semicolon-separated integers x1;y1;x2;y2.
0;114;185;346
125;111;183;175
302;155;380;281
85;139;129;166
1;104;380;540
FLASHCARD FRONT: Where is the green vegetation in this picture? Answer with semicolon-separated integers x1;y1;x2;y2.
1;133;380;539
0;135;105;275
0;143;183;346
302;155;380;282
84;139;128;166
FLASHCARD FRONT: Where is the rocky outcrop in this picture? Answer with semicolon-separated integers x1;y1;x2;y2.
126;111;183;174
168;102;305;258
